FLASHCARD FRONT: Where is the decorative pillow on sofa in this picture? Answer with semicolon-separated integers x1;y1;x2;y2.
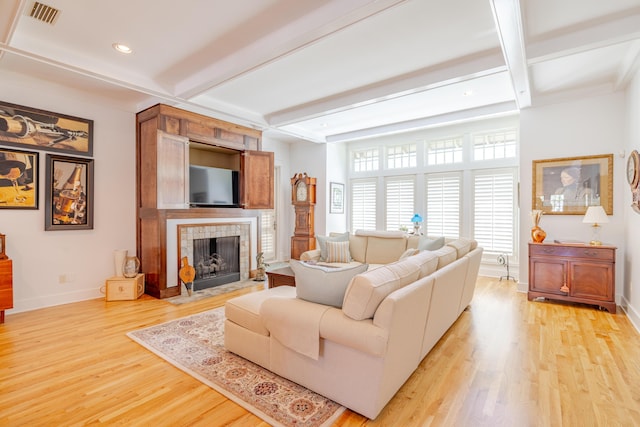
418;236;445;251
290;260;368;308
325;241;352;263
316;232;350;261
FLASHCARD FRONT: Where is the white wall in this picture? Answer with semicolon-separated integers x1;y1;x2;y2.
289;141;329;235
262;136;292;262
623;69;640;329
325;143;348;233
0;71;137;314
519;92;627;302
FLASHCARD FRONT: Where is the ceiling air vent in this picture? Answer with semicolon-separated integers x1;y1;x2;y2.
29;2;60;25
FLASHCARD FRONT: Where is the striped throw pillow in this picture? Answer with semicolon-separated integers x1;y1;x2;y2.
325;241;351;263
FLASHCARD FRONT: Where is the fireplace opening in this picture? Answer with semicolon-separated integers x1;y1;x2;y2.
192;235;240;291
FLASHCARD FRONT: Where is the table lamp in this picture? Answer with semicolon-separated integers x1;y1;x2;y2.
582;206;609;245
411;213;423;235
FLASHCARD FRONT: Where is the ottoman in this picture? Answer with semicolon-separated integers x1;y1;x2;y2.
224;285;296;367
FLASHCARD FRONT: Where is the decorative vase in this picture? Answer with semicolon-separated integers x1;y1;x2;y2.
123;255;140;278
530;209;546;243
114;249;128;277
531;226;547;243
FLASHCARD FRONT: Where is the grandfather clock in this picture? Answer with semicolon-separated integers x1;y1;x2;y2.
291;173;316;260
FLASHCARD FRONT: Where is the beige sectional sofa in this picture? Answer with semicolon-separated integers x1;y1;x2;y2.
300;229;445;269
224;235;482;419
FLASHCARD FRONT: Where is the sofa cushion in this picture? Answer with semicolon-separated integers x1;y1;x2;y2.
342;258;420;320
325;241;352;263
317;232;350;261
290;260;368;308
349;234;368;263
432;245;458;269
418;235;445;251
365;236;408;264
399;248;419;260
404;250;439;278
447;238;472;258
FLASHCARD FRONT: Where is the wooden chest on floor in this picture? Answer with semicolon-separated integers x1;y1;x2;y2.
104;274;145;301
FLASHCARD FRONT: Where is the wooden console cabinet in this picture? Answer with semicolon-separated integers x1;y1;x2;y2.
136;104;274;298
528;242;616;313
0;259;13;323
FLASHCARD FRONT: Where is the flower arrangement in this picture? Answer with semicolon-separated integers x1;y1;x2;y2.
530;209;543;227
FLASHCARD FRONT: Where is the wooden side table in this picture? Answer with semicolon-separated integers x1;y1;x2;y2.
0;258;13;323
266;266;296;288
528;242;616;312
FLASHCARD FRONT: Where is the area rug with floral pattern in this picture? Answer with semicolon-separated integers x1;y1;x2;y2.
127;307;344;427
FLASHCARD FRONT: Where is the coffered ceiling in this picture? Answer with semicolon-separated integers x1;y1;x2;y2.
0;0;639;143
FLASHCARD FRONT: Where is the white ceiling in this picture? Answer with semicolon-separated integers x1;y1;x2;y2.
1;0;639;143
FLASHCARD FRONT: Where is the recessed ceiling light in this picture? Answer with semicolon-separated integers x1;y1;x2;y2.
112;43;132;54
320;122;329;128
463;90;473;97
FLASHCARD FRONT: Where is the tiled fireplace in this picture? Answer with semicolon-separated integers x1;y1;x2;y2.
166;217;257;290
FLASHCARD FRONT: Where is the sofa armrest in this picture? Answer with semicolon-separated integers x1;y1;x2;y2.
300;249;321;261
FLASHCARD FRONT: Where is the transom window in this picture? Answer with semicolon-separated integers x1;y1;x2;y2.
473;129;517;161
427;137;463;165
386;144;416;169
352;148;379;172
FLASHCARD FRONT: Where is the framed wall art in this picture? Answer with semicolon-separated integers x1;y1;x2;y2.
45;154;94;230
0;100;93;156
0;147;39;209
532;153;613;215
330;182;344;214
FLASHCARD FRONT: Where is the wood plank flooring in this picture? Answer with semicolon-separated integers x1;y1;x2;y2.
1;277;639;426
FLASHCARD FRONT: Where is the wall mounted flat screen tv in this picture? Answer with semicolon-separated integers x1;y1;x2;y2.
189;165;239;207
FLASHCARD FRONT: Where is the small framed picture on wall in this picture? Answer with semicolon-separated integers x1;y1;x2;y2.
330;182;344;214
45;154;94;230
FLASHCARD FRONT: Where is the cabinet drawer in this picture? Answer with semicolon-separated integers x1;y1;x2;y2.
529;244;614;261
0;288;13;308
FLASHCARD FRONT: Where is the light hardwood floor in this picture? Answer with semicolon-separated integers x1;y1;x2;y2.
1;277;639;426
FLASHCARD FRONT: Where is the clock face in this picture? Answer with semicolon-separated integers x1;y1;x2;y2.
628;150;640;188
296;181;308;202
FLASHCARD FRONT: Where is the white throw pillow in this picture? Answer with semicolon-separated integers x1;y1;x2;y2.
418;236;445;251
290;260;368;308
325;241;352;263
316;232;349;261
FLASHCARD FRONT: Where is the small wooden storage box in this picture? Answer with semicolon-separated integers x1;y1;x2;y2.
104;274;145;301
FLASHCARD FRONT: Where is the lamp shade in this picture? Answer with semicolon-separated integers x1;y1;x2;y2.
411;213;423;223
583;206;609;225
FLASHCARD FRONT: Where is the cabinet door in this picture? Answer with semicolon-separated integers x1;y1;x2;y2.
157;131;189;209
241;150;274;209
530;258;568;295
570;261;614;301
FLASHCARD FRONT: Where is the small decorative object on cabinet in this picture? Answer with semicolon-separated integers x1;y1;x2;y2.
123;255;141;278
0;257;13;323
411;213;423;235
530;210;546;243
290;173;316;260
528;242;616;313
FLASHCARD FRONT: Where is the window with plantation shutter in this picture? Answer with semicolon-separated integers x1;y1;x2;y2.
350;179;377;231
260;210;275;261
425;173;461;238
473;168;517;255
385;176;414;231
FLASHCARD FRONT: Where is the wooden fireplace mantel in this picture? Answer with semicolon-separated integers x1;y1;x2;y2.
136;104;272;299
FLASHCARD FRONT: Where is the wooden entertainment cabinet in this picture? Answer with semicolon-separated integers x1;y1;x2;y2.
528;242;616;313
136;104;274;298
